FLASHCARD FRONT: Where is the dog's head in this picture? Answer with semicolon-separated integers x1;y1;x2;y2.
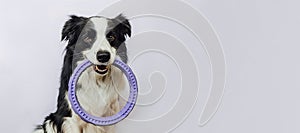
61;14;131;76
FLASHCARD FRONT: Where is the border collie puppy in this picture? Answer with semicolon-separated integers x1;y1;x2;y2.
34;14;131;133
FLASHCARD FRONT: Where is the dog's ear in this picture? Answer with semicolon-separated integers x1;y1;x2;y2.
114;14;131;38
61;15;88;43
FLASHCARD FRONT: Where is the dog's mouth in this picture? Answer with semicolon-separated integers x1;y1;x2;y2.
94;65;110;75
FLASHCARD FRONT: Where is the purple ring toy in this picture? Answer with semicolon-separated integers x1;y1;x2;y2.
68;59;138;126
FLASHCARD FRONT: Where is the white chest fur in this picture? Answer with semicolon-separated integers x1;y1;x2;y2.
62;66;126;133
76;66;125;117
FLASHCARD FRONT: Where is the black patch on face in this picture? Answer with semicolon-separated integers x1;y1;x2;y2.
72;22;97;67
74;25;97;53
106;14;131;63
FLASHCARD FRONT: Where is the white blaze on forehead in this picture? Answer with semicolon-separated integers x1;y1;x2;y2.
90;17;109;51
90;17;108;37
83;17;116;65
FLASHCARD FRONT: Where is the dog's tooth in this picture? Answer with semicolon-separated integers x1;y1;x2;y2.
95;66;100;71
99;69;107;72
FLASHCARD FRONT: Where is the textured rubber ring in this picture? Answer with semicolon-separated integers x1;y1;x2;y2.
68;59;138;126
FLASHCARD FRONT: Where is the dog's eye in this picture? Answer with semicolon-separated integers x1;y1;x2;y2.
83;37;93;43
82;29;96;44
107;35;115;42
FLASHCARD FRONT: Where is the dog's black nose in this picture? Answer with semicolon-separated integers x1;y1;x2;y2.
96;51;110;63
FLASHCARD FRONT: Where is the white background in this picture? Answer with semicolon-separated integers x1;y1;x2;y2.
0;0;299;133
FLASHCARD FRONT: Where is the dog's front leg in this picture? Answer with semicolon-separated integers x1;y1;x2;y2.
62;117;81;133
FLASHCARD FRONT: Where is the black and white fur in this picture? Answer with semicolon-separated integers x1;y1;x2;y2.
34;14;131;133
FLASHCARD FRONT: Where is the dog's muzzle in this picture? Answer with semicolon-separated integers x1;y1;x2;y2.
94;51;111;75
